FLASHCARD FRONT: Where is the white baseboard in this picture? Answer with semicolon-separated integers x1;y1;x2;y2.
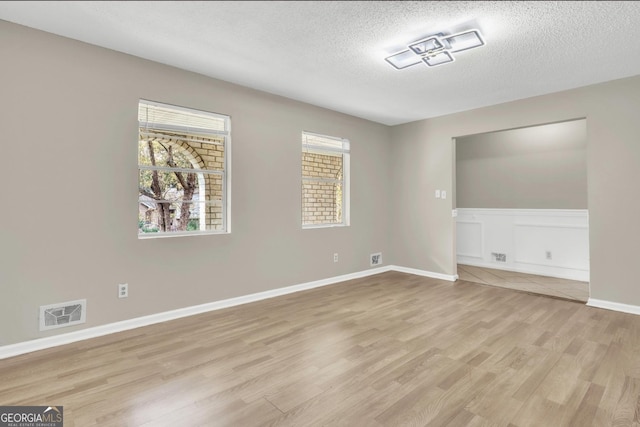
389;265;458;282
6;264;458;360
586;298;640;316
457;259;589;282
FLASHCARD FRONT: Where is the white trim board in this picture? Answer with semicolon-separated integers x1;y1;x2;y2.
456;208;589;217
390;265;458;282
0;265;455;360
457;259;589;282
587;298;640;316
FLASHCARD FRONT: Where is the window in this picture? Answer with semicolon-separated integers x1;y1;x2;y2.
302;131;350;228
138;100;230;238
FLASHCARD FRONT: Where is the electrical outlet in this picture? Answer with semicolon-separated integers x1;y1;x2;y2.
546;251;552;260
118;283;128;299
333;253;339;263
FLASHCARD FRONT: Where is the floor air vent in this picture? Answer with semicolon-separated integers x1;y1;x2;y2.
39;299;86;331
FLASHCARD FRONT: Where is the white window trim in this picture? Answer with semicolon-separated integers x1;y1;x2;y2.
138;100;231;239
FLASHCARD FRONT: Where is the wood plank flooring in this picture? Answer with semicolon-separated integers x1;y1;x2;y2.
2;271;639;426
457;264;590;302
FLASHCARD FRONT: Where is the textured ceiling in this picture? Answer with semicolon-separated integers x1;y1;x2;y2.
2;1;640;125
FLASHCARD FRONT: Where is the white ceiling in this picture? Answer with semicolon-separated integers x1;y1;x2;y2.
2;1;640;126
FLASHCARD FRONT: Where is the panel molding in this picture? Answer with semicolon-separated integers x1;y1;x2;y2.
457;208;589;281
455;220;484;259
457;208;589;217
514;223;588;230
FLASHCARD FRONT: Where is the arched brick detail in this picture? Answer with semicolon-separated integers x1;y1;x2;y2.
150;136;207;170
145;135;225;231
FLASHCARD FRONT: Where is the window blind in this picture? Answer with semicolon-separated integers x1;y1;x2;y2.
302;131;350;154
139;99;229;138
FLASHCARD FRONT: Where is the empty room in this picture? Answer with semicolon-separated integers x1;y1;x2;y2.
2;1;640;426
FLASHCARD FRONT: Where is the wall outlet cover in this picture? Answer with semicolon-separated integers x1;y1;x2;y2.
118;283;129;298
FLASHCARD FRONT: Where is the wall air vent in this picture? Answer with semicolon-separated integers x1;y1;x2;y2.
39;299;86;331
491;252;507;263
370;252;383;266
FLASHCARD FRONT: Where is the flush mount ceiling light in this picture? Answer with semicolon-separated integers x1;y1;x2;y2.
385;29;485;69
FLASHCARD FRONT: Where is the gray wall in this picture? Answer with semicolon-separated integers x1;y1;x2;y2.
4;19;640;347
390;75;640;306
0;21;391;346
455;120;587;209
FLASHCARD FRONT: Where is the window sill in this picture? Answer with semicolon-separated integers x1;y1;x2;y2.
302;223;349;230
138;230;229;239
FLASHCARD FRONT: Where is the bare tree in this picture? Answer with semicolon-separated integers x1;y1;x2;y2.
139;140;197;232
167;145;196;231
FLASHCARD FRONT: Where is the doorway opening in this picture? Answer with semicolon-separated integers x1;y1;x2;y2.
453;119;589;302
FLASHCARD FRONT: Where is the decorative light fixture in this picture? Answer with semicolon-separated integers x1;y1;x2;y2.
385;29;485;69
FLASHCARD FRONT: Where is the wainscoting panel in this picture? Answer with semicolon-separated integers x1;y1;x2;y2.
456;221;483;259
456;209;589;281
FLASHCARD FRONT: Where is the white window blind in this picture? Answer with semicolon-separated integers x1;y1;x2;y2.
138;99;228;138
302;131;350;154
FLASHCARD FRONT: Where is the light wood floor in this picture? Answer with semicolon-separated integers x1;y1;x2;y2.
457;264;590;303
2;271;639;426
